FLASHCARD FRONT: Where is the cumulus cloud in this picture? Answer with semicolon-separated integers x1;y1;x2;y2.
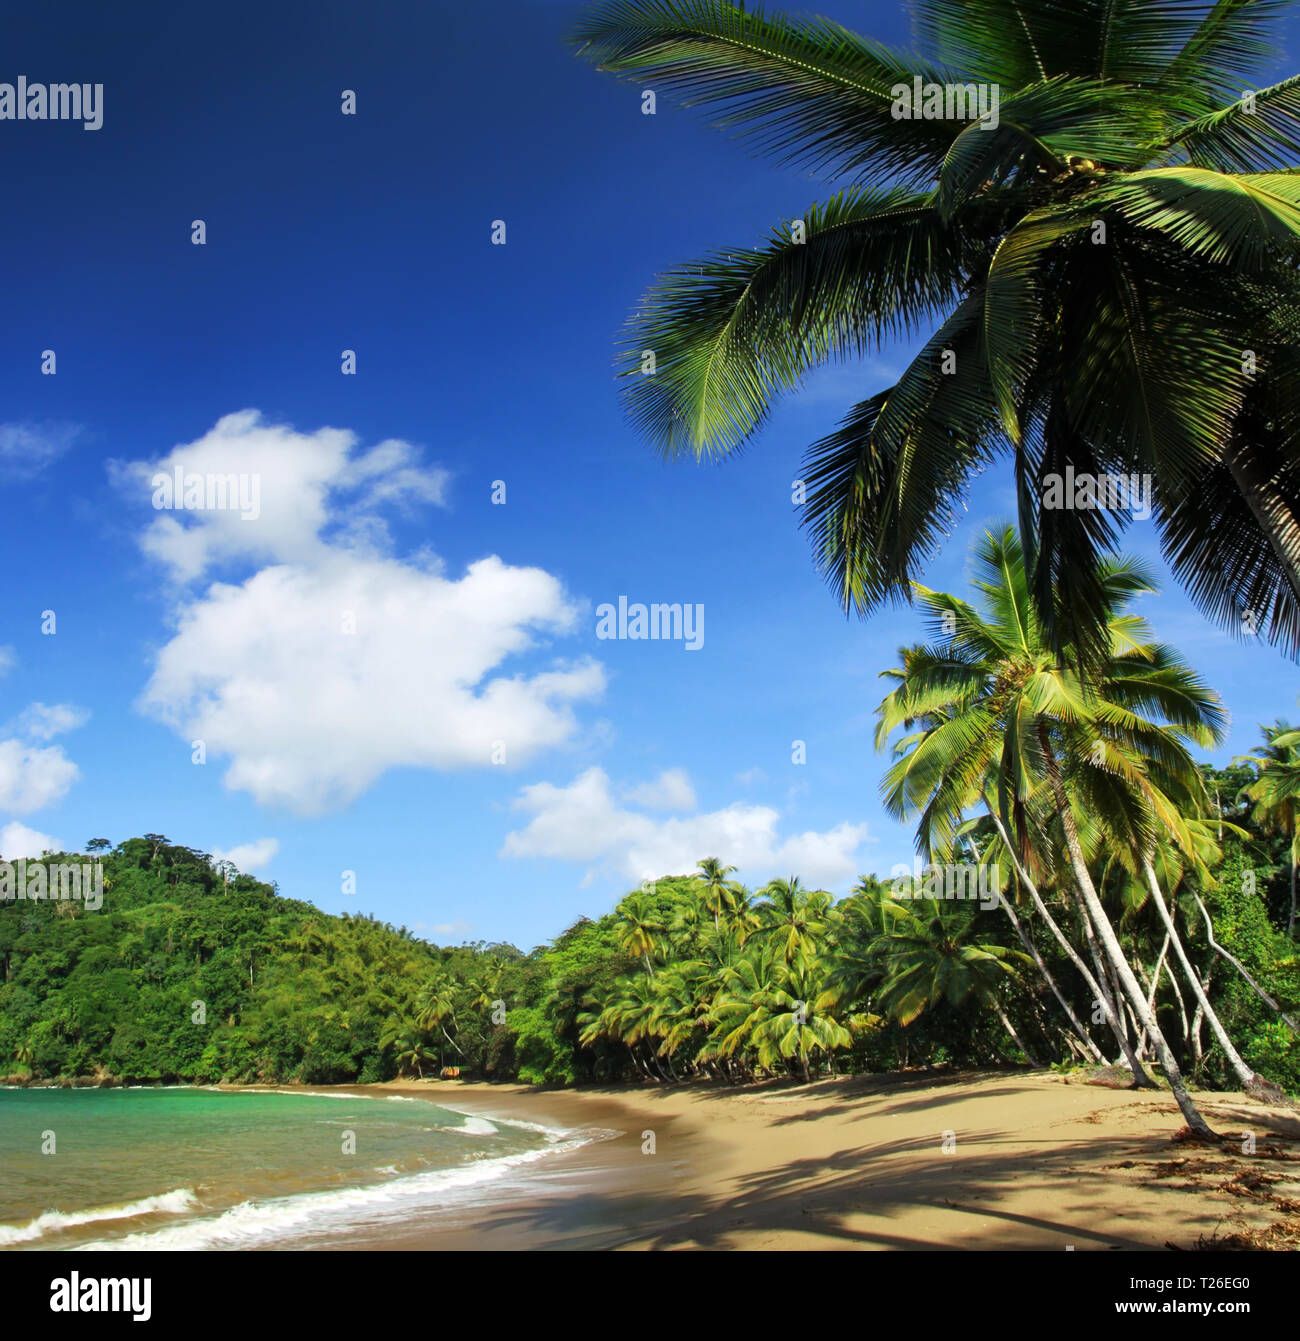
139;550;603;815
623;768;697;811
211;838;279;872
113;409;451;583
125;413;606;815
0;738;80;814
0;821;61;858
9;703;91;741
0;702;87;817
502;767;869;892
0;421;80;479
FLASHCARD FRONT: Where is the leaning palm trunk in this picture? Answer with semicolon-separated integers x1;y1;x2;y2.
1081;901;1151;1080
1042;737;1214;1136
1193;894;1300;1036
992;1001;1040;1067
1140;858;1254;1088
985;803;1107;1064
1165;959;1194;1055
1190;965;1209;1063
1134;934;1169;1063
997;892;1101;1064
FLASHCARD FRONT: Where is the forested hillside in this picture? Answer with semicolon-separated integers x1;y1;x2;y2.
2;787;1297;1093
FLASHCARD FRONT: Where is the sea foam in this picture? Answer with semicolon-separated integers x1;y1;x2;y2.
0;1188;197;1246
77;1130;611;1251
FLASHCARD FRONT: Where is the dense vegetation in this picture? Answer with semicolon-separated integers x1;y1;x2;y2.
4;539;1298;1103
0;801;1294;1094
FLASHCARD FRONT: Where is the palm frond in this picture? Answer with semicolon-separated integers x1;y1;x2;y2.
572;0;958;184
619;188;971;457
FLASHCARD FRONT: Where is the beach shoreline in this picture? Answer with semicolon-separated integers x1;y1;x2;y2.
298;1070;1300;1251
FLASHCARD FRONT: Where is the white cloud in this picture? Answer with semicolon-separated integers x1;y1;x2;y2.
0;738;80;814
0;704;87;818
126;413;607;815
211;838;279;872
9;703;90;741
113;409;450;583
0;647;14;677
0;822;61;859
502;767;869;892
415;919;475;941
734;766;767;786
623;768;697;811
140;552;604;815
0;421;80;479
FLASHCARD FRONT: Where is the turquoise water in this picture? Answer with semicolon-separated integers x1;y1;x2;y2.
0;1087;581;1249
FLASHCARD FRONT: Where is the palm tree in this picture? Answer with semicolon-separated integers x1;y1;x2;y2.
573;1;1300;659
416;974;461;1069
875;525;1231;1135
1238;714;1300;937
822;877;895;1013
467;959;505;1014
388;1029;435;1080
615;887;667;977
582;973;671;1078
1076;732;1260;1090
754;876;831;963
650;961;712;1069
696;856;741;931
668;884;710;941
953;807;1108;1064
871;894;1037;1064
723;882;762;945
704;942;853;1081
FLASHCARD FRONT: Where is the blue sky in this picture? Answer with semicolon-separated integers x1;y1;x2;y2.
2;0;1298;949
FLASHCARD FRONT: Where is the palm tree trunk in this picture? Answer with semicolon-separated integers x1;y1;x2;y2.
1188;959;1210;1062
1140;858;1253;1088
1081;893;1152;1082
993;1001;1040;1066
997;881;1102;1062
1193;893;1300;1035
1124;998;1146;1059
1165;958;1193;1052
1134;933;1168;1061
1190;999;1205;1061
1040;734;1215;1137
985;802;1107;1063
627;1042;648;1079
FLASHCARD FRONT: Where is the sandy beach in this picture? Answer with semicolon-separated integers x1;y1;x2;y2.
317;1070;1300;1251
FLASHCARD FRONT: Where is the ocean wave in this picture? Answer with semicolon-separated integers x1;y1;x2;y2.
443;1116;498;1136
78;1136;599;1251
435;1106;574;1141
493;1117;574;1138
0;1189;197;1246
